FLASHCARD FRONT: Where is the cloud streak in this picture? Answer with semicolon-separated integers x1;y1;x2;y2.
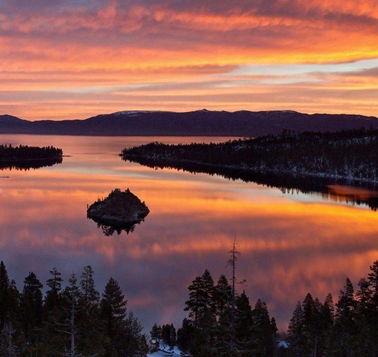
1;0;378;118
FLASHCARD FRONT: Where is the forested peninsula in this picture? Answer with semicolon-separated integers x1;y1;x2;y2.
0;145;63;170
121;128;378;188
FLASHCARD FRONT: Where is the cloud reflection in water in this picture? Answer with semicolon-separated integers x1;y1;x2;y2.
0;135;377;333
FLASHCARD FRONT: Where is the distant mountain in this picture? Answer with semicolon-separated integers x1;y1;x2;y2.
1;109;378;136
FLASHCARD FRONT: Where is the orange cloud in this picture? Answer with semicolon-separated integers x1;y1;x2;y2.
1;0;378;119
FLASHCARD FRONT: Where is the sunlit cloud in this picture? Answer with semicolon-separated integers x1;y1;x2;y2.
1;0;378;119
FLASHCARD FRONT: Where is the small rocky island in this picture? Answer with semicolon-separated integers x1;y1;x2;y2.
87;188;150;236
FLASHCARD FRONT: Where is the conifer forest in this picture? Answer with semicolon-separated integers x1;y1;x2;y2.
2;254;378;356
121;128;378;187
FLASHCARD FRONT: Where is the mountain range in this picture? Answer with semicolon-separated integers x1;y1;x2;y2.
1;109;378;136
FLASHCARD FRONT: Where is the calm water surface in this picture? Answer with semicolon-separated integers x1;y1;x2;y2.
1;134;378;332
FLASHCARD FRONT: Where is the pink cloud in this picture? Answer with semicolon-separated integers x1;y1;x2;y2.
1;0;378;119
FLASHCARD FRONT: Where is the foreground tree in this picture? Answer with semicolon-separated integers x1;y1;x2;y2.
0;262;19;357
184;269;217;356
286;262;378;357
287;302;304;357
0;263;149;357
20;271;43;351
44;267;63;315
177;318;195;353
100;277;147;357
252;298;277;357
77;265;102;355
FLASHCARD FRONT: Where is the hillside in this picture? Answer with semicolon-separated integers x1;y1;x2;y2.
121;128;378;183
121;128;378;211
1;109;378;136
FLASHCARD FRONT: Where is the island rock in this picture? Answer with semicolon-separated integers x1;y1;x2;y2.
87;188;150;231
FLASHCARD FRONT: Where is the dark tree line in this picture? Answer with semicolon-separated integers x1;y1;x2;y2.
171;242;278;357
173;269;278;357
287;259;378;357
146;253;378;357
0;145;62;160
0;144;63;170
0;262;148;357
121;127;378;188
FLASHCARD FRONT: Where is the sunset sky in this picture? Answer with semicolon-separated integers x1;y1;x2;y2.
2;0;378;120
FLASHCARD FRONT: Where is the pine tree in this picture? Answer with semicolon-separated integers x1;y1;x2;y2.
364;261;378;356
79;265;99;313
0;261;10;332
225;238;247;356
161;324;176;349
20;272;43;345
322;293;335;328
150;323;162;340
356;278;372;313
184;276;203;327
352;277;375;356
122;311;147;357
45;267;63;315
184;270;217;357
287;301;304;357
101;277;127;339
137;334;149;357
213;274;232;326
100;277;128;357
232;291;255;356
99;279;146;357
227;238;242;334
320;293;335;355
368;260;378;307
0;262;19;357
252;298;276;357
177;318;195;354
39;268;65;356
54;272;83;357
329;277;357;356
77;265;102;355
200;270;216;330
301;293;318;357
150;323;161;351
184;270;215;330
213;274;233;355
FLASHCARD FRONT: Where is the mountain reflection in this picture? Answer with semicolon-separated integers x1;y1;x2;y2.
123;157;378;211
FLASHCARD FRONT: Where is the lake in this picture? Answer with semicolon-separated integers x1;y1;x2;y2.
1;134;378;333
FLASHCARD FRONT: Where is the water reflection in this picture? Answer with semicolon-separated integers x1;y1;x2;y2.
324;185;378;210
0;157;62;170
91;221;143;236
0;135;378;334
123;155;378;211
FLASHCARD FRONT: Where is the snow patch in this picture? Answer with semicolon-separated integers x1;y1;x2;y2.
113;110;157;117
147;345;183;357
